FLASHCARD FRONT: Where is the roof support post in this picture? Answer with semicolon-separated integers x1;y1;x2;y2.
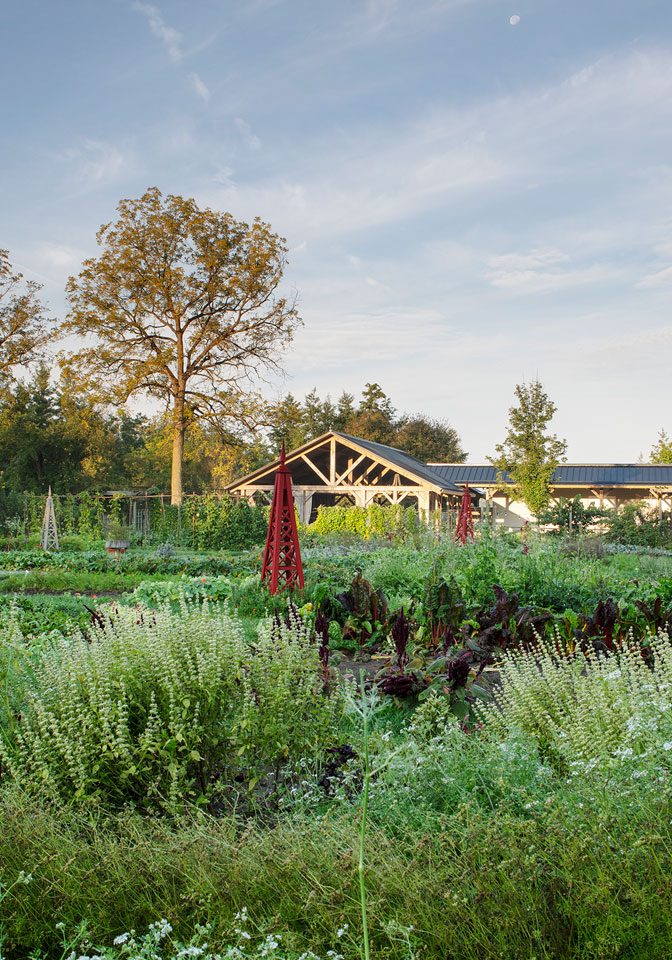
329;437;336;484
297;491;313;525
418;490;431;525
353;489;368;508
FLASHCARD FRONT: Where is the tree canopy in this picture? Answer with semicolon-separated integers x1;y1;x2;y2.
267;383;466;463
0;250;51;391
490;380;567;515
62;187;300;504
394;415;466;463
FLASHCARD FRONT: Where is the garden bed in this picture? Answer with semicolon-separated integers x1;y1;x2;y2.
2;535;672;958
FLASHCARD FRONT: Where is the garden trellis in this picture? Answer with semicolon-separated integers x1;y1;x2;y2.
455;484;474;545
40;486;59;551
261;443;304;593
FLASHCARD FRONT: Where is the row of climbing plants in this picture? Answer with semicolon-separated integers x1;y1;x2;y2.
0;489;268;551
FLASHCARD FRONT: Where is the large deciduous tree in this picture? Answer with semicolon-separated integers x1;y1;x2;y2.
393;415;466;463
490;380;567;515
62;187;300;504
0;250;50;389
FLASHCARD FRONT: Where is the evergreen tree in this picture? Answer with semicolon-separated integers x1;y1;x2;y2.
0;369;154;492
268;393;307;451
651;430;672;464
490;380;567;515
0;366;85;490
346;383;396;444
334;391;356;431
302;388;334;438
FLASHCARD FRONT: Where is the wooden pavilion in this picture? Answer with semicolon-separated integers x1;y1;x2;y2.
225;431;462;523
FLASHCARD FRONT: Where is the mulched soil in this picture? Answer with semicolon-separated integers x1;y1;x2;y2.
336;653;390;681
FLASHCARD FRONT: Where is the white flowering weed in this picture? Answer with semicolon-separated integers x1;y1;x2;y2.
476;630;672;771
0;602;340;812
32;919;348;960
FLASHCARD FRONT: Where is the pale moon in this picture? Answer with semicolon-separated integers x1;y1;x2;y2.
509;14;521;25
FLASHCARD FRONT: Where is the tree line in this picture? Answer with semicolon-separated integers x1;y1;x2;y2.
0;369;465;494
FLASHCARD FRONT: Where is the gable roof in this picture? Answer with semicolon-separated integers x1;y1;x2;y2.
429;463;672;488
226;431;461;494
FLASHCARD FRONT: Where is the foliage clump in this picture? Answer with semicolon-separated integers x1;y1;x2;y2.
490;379;567;515
0;250;51;392
309;502;419;541
0;604;339;813
605;501;672;550
651;428;672;464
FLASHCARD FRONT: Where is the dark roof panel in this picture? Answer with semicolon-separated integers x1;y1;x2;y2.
429;464;501;485
428;463;672;487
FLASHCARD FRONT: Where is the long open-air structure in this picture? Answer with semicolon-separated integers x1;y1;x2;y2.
226;431;672;529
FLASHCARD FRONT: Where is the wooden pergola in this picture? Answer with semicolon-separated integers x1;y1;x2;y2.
225;431;462;524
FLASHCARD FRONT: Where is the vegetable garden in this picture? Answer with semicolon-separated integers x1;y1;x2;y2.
2;512;672;959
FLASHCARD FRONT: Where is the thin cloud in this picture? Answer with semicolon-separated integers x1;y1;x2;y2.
487;263;616;295
201;48;672;247
132;2;183;61
355;0;494;44
485;248;616;294
234;117;261;150
59;138;127;186
188;72;210;101
637;265;672;288
34;243;83;272
488;249;570;271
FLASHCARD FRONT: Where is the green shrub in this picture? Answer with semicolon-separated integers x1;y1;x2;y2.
605;501;672;549
0;615;39;735
538;495;608;533
128;575;234;608
0;604;339;813
0;548;246;576
309;503;420;542
0;594;98;637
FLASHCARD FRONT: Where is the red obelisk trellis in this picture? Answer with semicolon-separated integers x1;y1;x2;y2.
261;443;304;593
455;483;474;545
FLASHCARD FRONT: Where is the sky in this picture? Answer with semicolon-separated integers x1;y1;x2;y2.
2;0;672;462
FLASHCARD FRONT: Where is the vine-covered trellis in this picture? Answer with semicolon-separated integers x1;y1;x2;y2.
0;489;268;551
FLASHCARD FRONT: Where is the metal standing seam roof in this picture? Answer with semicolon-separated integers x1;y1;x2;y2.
428;463;672;487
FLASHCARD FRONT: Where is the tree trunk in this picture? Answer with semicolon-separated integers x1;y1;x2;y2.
171;398;185;506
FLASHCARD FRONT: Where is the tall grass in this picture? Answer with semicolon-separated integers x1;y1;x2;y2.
2;773;672;960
